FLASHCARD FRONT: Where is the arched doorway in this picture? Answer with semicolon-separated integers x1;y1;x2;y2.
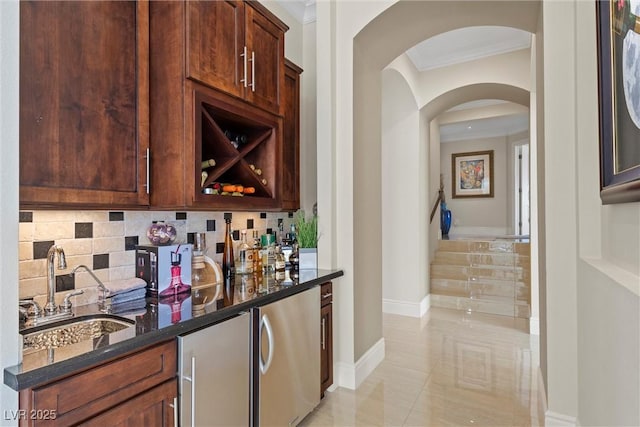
319;0;543;391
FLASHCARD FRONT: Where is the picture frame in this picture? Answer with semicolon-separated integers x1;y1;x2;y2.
451;150;494;199
596;0;640;204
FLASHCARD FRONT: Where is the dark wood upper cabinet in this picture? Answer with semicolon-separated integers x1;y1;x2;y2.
185;0;286;115
19;1;150;208
243;3;285;114
186;0;244;98
281;59;302;211
150;1;287;211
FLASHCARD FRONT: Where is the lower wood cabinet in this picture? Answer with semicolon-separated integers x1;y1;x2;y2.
18;340;177;426
80;379;177;427
320;282;333;397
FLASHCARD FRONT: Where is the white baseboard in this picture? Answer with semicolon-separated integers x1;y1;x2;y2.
529;316;540;335
334;338;385;390
383;295;430;318
545;411;579;426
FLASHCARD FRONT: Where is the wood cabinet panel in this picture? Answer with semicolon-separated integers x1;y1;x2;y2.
19;1;149;208
186;0;244;97
150;0;286;211
244;3;285;114
320;282;333;396
281;60;302;211
80;379;177;427
19;340;176;426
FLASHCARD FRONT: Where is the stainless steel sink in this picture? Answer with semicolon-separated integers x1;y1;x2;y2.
21;314;135;354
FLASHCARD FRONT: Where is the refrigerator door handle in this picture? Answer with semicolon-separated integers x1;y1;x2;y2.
260;314;274;374
183;356;197;427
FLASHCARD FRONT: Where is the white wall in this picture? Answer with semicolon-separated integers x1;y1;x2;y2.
542;1;579;420
262;1;318;215
573;1;640;425
381;68;427;316
0;0;20;421
301;21;317;214
440;136;510;236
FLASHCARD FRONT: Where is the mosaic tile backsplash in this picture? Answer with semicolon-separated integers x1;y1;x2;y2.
19;210;295;306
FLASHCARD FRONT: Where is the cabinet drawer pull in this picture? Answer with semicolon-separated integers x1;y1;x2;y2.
169;397;178;427
250;51;255;92
144;148;150;194
321;318;326;350
322;293;332;299
241;46;248;88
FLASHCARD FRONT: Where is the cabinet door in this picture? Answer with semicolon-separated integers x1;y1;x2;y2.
19;1;149;208
281;60;302;211
80;379;177;427
244;3;285;114
186;0;244;98
321;302;333;396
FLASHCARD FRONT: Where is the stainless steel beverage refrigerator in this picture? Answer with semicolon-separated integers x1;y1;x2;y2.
253;286;320;426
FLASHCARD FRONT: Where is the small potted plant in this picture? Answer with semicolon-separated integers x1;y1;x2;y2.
294;209;318;269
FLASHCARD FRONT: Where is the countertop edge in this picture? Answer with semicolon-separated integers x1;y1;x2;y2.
5;269;344;391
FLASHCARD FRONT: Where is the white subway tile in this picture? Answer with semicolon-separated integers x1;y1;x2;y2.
109;251;135;268
93;237;124;254
19;260;45;280
94;221;125;238
19;277;46;299
19;242;33;261
57;239;93;256
34;221;74;240
19;222;35;242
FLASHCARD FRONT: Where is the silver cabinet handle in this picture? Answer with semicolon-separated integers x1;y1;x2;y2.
321;318;326;350
250;51;255;92
144;148;150;194
260;314;274;374
322;293;333;299
183;356;196;427
169;397;178;427
241;46;248;88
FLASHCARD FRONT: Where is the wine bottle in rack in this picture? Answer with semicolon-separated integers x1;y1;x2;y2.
224;130;248;149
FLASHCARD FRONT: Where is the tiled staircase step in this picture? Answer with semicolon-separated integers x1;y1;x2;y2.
431;278;530;303
431;294;531;319
434;251;519;267
431;264;526;281
438;240;529;255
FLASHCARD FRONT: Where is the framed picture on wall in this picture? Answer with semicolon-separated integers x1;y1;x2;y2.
596;0;640;204
451;150;494;198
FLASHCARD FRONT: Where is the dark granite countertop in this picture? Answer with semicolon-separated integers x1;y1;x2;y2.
4;268;343;391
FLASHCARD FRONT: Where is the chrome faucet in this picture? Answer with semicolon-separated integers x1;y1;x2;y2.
45;245;67;315
69;264;109;311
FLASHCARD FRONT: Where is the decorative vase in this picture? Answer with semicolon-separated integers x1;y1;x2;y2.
441;202;452;236
299;247;317;270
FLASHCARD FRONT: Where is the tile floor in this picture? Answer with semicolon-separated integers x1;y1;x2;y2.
301;307;545;427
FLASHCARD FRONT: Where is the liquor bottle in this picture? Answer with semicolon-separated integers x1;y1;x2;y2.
274;244;286;281
613;0;640;36
252;230;263;274
236;230;254;274
261;234;275;273
222;218;235;277
289;242;300;271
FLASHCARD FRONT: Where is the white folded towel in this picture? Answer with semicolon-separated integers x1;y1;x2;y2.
103;278;147;297
109;288;147;305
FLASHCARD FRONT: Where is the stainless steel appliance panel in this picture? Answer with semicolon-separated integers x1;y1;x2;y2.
257;286;320;426
178;312;250;427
